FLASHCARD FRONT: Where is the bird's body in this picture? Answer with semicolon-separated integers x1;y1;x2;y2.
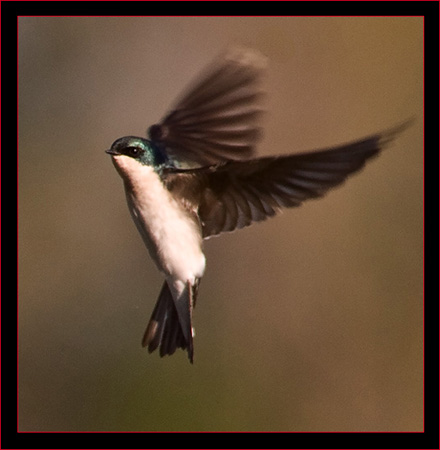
106;48;411;363
110;148;205;362
116;155;205;283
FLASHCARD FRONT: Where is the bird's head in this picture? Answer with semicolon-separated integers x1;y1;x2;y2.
106;136;168;167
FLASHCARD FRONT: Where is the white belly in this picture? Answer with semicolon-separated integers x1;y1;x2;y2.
112;155;206;282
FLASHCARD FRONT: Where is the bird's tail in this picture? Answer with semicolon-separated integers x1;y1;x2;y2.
142;280;199;363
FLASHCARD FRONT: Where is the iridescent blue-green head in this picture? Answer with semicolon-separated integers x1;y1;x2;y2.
105;136;168;168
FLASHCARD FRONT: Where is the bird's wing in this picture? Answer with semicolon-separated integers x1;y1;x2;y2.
148;47;266;166
163;122;411;239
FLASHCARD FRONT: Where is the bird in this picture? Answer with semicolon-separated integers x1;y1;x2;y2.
106;47;411;363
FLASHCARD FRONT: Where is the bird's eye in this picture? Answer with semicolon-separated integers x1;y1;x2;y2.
126;146;142;157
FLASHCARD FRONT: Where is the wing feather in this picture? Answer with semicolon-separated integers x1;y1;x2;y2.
149;47;267;166
162;121;411;239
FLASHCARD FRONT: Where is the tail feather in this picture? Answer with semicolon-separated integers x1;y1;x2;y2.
142;280;199;363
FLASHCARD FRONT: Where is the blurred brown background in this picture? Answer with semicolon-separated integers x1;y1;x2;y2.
18;17;423;431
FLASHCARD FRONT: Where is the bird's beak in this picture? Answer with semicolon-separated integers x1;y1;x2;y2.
105;149;120;155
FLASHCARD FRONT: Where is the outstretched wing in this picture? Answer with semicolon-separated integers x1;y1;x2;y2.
149;47;266;166
163;122;411;238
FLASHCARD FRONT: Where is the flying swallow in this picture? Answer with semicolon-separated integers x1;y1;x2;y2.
106;48;411;363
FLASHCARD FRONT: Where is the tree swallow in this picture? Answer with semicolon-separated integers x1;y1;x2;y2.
106;48;411;363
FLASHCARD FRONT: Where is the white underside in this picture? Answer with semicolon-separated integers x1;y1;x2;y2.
112;155;206;286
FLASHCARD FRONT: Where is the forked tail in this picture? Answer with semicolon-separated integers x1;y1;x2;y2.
142;280;199;363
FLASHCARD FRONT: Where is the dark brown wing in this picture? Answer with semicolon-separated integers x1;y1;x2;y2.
163;121;412;239
149;47;266;166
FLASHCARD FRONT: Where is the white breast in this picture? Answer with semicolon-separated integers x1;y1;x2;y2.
112;155;206;282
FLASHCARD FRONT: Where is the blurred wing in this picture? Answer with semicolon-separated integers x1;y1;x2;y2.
149;47;267;166
163;122;411;238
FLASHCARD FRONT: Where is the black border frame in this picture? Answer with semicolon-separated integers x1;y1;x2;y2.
4;2;438;449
